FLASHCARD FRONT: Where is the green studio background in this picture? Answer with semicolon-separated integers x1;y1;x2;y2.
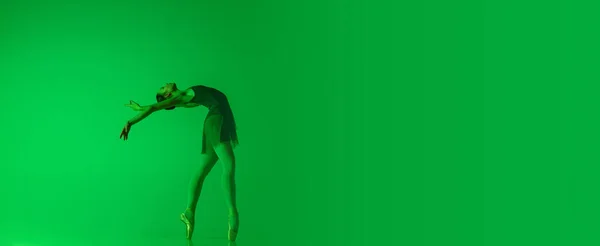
1;1;599;246
0;1;406;246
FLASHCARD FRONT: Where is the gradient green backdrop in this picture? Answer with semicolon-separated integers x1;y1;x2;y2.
0;0;598;246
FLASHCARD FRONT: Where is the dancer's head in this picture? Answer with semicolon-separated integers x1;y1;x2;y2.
156;82;178;110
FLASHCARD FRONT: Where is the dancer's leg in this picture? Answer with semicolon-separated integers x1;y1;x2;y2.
214;142;239;241
182;149;218;239
187;150;219;213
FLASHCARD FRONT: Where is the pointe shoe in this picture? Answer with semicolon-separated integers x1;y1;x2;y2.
228;226;238;241
228;213;239;241
180;209;195;240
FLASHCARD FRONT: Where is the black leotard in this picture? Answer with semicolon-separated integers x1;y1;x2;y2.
189;85;238;153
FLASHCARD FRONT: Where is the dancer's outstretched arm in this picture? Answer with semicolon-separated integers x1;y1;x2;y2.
120;95;184;140
127;95;184;124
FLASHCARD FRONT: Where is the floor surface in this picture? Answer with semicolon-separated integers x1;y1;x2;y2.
6;237;246;246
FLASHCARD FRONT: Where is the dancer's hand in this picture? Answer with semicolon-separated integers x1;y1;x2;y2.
120;122;131;141
125;100;142;111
